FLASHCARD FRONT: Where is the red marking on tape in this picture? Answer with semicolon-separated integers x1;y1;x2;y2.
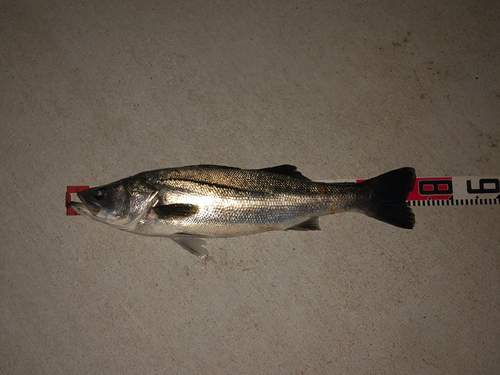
66;186;89;215
408;177;452;201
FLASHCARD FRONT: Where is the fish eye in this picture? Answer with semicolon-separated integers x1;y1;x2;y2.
95;188;106;200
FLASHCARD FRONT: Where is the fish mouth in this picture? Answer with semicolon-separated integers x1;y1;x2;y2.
76;192;101;216
68;201;88;215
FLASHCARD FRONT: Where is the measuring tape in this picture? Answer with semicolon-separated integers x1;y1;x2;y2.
66;176;499;215
386;176;499;207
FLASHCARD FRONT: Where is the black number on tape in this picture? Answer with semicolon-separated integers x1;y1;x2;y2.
466;178;500;194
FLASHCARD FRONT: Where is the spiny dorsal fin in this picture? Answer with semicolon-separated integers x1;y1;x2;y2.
153;204;199;219
259;165;310;180
286;217;320;231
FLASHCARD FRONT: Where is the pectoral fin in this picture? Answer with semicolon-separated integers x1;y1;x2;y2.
170;234;208;258
287;217;320;231
153;204;199;220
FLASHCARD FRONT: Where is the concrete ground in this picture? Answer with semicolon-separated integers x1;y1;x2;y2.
1;1;499;374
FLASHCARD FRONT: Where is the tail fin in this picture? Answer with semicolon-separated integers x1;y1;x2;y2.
361;167;416;229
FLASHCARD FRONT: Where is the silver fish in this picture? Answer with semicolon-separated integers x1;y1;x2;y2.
69;165;416;257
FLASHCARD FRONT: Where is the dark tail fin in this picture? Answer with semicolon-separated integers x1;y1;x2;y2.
361;167;416;229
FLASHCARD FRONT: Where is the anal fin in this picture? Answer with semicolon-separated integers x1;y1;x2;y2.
286;217;320;231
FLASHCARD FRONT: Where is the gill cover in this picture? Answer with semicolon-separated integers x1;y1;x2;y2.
76;179;158;230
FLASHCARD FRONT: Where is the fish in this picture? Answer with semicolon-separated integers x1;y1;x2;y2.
68;165;416;257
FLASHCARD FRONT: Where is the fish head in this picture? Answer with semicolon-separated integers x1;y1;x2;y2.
71;179;158;230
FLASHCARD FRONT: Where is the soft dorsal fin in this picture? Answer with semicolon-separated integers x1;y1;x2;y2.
286;217;320;231
153;204;199;219
259;165;311;180
186;165;241;170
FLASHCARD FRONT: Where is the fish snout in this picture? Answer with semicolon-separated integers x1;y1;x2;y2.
77;191;101;216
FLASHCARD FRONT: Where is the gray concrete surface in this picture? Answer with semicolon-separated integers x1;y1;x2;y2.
1;1;499;374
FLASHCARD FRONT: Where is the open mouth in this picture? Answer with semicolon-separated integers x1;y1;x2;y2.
77;192;101;216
